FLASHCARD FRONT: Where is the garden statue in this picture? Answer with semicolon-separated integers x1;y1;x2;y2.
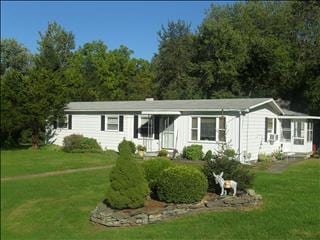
213;172;237;196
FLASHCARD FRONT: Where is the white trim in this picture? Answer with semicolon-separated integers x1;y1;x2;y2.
141;111;181;115
249;99;284;115
278;116;320;120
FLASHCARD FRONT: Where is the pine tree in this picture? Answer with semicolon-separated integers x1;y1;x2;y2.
106;142;149;209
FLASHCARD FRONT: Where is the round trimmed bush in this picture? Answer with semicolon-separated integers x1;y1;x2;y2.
118;139;136;154
62;134;102;152
106;142;149;209
157;166;208;204
142;157;173;192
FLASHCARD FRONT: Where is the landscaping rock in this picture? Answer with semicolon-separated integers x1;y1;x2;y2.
90;192;262;227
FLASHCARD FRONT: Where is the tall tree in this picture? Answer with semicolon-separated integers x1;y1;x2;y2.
15;22;75;148
153;20;200;99
0;39;31;75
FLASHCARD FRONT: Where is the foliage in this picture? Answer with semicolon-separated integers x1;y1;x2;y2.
1;1;320;148
118;139;136;154
157;165;208;203
203;150;213;161
142;157;173;192
62;134;102;153
183;145;203;160
258;153;272;163
203;150;255;192
106;142;149;209
272;150;284;161
40;144;61;151
136;144;146;151
158;149;168;157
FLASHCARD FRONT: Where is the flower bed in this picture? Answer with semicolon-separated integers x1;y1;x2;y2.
90;190;262;227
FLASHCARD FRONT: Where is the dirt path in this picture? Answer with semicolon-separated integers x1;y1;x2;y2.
1;165;113;182
266;158;307;173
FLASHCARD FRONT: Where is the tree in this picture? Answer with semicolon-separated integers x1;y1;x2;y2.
0;39;31;75
153;20;200;99
106;142;149;209
9;22;75;149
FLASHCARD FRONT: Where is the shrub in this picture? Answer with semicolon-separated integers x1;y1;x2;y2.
62;134;102;153
142;157;173;192
106;142;149;209
272;150;284;161
203;153;254;192
258;153;272;163
118;139;135;154
224;148;236;159
203;150;213;161
158;149;168;157
183;145;203;160
157;166;208;204
40;144;61;151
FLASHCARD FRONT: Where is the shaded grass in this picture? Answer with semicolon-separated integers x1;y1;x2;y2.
1;156;320;239
1;149;117;177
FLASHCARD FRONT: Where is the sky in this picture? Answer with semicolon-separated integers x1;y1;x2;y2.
1;1;232;60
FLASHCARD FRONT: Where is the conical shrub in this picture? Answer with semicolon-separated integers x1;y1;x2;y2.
106;142;149;209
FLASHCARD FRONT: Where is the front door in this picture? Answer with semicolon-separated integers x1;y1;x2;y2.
161;116;174;149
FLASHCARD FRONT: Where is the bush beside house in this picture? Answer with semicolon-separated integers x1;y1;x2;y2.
203;148;254;192
62;134;102;153
183;145;203;160
118;139;136;154
106;142;149;209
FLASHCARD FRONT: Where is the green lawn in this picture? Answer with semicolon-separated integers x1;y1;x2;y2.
1;151;320;239
1;149;117;177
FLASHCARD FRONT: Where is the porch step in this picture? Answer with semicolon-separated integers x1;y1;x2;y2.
144;150;176;159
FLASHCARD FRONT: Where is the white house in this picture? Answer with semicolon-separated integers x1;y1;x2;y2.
53;98;320;163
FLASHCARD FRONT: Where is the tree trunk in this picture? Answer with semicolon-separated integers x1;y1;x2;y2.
31;128;39;149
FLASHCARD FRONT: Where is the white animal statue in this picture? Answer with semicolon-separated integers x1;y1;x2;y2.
213;172;237;196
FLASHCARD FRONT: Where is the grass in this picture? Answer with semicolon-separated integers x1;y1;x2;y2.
1;151;320;239
1;149;117;177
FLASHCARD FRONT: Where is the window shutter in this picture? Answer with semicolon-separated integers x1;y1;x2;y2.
154;116;160;140
101;115;105;131
265;118;268;142
274;119;277;134
68;115;72;130
53;120;57;129
119;115;124;132
134;115;138;138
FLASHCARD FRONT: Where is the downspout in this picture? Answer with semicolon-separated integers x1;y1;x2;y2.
238;110;242;162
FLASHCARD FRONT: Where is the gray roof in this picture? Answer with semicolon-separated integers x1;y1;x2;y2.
66;98;273;112
282;108;308;116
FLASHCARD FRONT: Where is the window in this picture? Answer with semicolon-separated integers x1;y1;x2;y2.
307;121;313;142
101;116;105;131
191;117;198;140
293;120;304;145
191;117;217;141
265;118;273;142
107;116;119;131
281;119;291;141
58;116;67;129
140;116;153;138
218;117;226;142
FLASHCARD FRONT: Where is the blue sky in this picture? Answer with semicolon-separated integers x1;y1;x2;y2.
1;1;232;60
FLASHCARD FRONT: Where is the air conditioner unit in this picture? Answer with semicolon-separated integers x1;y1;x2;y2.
268;133;278;143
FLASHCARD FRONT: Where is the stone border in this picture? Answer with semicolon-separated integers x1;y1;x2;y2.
90;190;262;227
